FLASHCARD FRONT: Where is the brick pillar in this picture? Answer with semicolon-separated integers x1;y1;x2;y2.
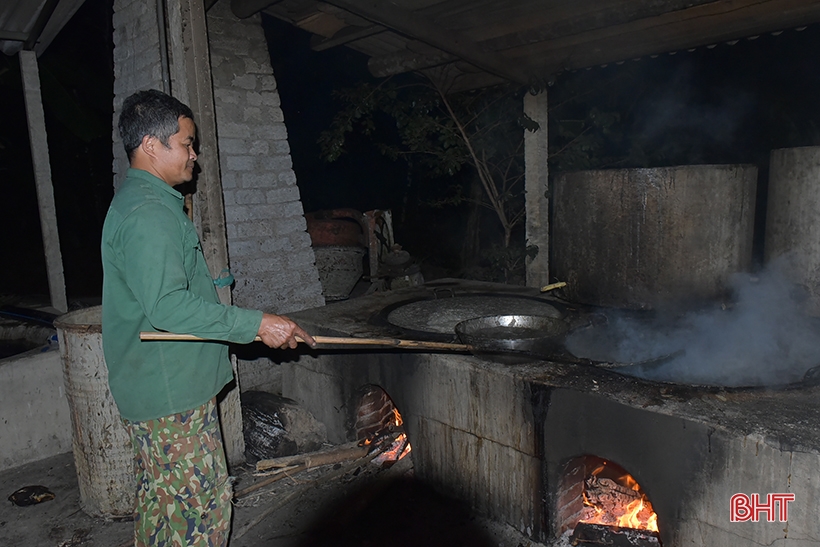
207;2;324;315
112;0;164;184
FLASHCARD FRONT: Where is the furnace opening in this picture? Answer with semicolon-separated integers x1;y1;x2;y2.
556;455;661;546
355;385;411;466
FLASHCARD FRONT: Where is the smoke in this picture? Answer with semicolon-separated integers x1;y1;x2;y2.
632;59;757;164
565;258;820;387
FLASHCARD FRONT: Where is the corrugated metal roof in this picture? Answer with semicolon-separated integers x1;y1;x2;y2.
253;0;820;91
0;0;87;56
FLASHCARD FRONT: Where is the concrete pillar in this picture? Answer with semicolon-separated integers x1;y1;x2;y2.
19;50;67;313
524;91;550;290
765;146;820;315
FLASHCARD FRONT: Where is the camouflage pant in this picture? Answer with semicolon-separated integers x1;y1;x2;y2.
126;399;233;547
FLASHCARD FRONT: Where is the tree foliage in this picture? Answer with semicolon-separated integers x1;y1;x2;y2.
319;74;535;282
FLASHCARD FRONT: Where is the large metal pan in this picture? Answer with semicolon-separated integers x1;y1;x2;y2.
454;314;569;361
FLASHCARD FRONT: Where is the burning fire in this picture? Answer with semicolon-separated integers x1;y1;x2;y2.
367;408;412;465
579;462;658;533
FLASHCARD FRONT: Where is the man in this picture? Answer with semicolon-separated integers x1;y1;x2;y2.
101;89;315;546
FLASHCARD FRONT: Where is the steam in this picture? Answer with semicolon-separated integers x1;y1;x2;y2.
565;258;820;387
632;59;756;164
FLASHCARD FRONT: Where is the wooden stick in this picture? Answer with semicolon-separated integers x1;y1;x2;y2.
232;437;398;540
139;331;471;352
234;463;309;499
255;440;367;472
540;281;567;292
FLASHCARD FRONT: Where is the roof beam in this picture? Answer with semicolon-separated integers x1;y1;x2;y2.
322;0;529;84
310;23;385;51
24;0;60;50
368;48;456;78
230;0;284;19
0;30;29;42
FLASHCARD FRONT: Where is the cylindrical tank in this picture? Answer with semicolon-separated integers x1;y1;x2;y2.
552;164;757;309
54;306;135;518
313;246;366;301
765;146;820;315
305;209;366;300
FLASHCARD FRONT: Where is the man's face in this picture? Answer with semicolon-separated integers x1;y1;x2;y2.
155;116;197;186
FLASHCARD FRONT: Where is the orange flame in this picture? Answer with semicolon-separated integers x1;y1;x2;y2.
371;406;411;465
579;463;659;533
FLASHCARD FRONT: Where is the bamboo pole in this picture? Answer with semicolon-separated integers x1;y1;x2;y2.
139;331;471;352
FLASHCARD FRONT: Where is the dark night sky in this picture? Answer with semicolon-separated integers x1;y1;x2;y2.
3;0;820;301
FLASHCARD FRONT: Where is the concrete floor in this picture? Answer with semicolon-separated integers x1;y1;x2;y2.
1;451;544;547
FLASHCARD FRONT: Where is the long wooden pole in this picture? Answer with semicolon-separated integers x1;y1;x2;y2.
139;331;470;351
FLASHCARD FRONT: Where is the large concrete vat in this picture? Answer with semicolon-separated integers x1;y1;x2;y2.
552;165;757;309
765;146;820;315
54;306;135;518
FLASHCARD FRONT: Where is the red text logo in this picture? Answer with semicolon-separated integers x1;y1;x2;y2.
730;493;794;522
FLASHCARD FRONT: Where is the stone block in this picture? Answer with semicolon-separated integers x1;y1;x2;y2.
276;201;308;220
243;57;272;75
216;120;245;137
265;186;302;204
259;75;278;92
286;249;322;270
216;138;246;155
214;88;243;105
245;256;288;273
226;238;260;258
278;170;297;185
232;221;276;239
248;140;270;155
211;39;249;56
220;172;238;189
264;124;288;141
240;172;276;189
112;0;149;27
214;102;244;122
266;108;285;123
277;218;310;240
232;74;258;91
259;237;292;254
243;106;262;122
232;189;268;206
258;154;293;172
224;203;277;223
226;155;254;171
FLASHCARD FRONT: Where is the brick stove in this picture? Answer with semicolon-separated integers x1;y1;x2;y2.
283;279;820;546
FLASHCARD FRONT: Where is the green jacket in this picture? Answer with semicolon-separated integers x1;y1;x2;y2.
101;168;262;422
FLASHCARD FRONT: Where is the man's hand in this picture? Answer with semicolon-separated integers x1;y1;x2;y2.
257;313;316;349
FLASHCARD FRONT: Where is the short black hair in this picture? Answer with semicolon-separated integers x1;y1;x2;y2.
118;89;194;159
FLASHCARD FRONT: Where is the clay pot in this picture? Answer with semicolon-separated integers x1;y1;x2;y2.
304;209;365;247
